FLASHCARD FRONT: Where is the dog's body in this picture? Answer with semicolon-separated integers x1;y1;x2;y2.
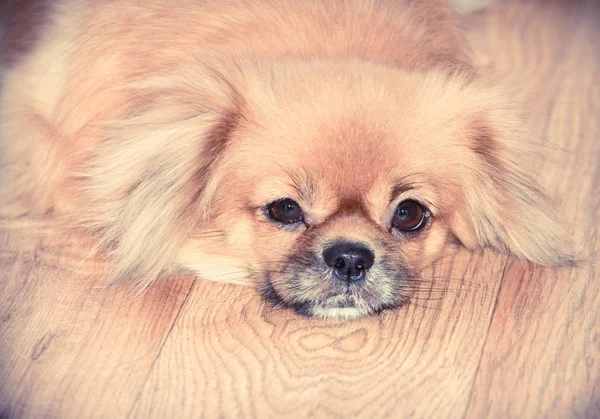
0;0;571;319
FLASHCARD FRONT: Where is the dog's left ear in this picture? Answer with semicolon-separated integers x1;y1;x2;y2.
78;66;245;289
450;105;575;266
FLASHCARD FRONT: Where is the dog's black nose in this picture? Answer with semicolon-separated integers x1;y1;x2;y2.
322;242;375;282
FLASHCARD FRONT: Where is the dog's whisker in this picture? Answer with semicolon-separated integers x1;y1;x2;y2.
404;300;445;311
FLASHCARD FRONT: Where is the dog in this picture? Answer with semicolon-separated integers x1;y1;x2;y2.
0;0;572;319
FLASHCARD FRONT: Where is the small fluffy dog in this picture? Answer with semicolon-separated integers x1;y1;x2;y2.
0;0;571;319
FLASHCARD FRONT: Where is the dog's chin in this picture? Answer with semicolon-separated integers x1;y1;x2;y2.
262;280;395;320
309;306;372;320
302;300;381;320
294;296;396;320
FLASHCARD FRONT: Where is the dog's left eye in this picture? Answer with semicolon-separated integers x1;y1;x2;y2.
267;198;304;224
392;200;428;232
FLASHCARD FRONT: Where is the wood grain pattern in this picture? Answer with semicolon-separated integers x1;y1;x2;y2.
0;233;195;418
1;0;598;418
465;1;600;417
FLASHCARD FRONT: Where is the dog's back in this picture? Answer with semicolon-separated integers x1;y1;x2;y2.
0;0;472;218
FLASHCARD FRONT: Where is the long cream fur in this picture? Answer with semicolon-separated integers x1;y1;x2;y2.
0;0;573;300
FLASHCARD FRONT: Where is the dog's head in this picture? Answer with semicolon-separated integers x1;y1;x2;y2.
87;60;572;319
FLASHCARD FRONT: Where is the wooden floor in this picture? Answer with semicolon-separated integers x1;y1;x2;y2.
1;0;599;417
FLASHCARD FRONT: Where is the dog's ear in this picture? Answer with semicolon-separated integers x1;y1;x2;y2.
78;67;243;289
450;103;575;266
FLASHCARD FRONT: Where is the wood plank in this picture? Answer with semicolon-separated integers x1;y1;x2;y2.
0;232;194;418
464;1;600;417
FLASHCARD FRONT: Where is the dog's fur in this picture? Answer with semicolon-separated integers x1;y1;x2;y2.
0;0;572;319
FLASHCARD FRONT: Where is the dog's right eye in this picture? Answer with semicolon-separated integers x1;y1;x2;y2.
392;199;428;232
267;198;304;224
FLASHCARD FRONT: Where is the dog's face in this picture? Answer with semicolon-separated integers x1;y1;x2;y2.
165;62;571;319
214;74;457;318
223;132;451;319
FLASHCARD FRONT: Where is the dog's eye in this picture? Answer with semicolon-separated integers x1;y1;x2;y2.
267;198;304;224
393;200;427;231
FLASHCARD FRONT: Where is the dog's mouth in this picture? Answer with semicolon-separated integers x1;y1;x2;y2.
261;278;396;319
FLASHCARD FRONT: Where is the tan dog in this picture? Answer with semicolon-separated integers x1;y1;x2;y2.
0;0;572;319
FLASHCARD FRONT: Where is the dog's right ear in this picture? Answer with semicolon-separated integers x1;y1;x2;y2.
449;99;576;267
78;65;244;289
